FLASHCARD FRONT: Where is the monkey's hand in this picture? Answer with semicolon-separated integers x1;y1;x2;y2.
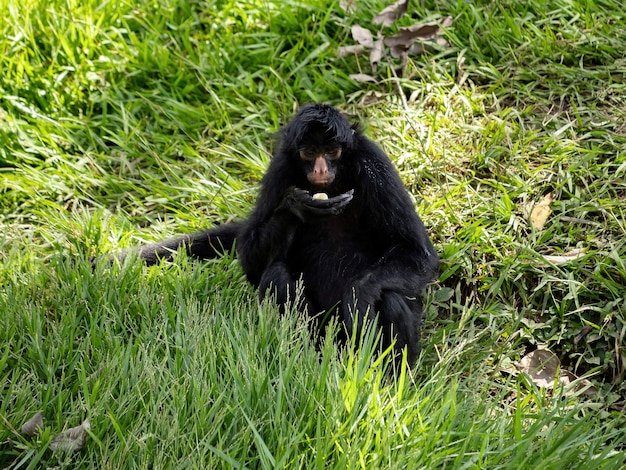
282;187;354;221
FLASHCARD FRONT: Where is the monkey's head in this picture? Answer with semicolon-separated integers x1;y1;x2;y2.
281;104;358;188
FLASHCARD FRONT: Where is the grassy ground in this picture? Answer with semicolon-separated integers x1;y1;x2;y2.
1;0;625;468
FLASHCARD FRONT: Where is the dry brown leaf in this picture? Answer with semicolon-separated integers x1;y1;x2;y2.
372;0;410;27
369;38;384;70
543;248;586;265
515;348;598;397
340;0;357;13
384;17;453;58
349;73;378;83
351;25;375;48
384;22;442;48
359;91;387;106
517;349;561;389
560;370;598;396
388;46;407;60
50;419;91;452
530;193;553;230
21;411;44;437
408;36;450;56
440;15;454;28
337;44;368;58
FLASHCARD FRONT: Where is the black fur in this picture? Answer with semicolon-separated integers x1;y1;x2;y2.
124;104;439;365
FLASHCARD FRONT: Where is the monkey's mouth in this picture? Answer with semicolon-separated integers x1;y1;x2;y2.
308;176;335;187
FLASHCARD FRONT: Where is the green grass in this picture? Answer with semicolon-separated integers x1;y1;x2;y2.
1;0;625;468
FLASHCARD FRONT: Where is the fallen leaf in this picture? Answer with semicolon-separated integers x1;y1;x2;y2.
560;370;598;396
543;248;586;265
388;46;407;60
352;25;375;48
50;419;91;452
349;73;378;83
373;0;410;27
384;17;453;58
530;193;553;230
340;0;357;13
441;16;454;28
21;411;44;437
408;36;450;56
359;91;387;106
369;38;384;70
516;349;560;389
337;44;368;58
385;22;441;47
515;348;598;397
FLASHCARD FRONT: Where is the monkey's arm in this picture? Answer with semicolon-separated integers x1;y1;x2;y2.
340;144;439;332
237;188;353;286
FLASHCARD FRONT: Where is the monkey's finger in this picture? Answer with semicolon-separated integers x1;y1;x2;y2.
328;197;353;215
286;187;312;203
304;200;351;216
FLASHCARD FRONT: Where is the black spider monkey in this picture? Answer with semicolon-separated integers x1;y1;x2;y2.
121;104;439;365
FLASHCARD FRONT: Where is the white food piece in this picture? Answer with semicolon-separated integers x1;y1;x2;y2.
312;193;329;200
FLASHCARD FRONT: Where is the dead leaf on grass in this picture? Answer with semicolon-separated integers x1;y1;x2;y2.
530;193;553;230
359;91;387;106
384;17;453;58
517;349;561;389
384;22;444;47
21;411;44;437
408;36;451;56
340;0;357;13
543;248;586;265
339;8;453;76
50;419;91;452
515;349;597;396
559;370;598;396
352;25;375;48
372;0;410;27
370;38;385;70
349;73;378;83
337;44;368;58
346;26;384;71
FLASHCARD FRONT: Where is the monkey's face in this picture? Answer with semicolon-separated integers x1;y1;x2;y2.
296;127;343;188
299;145;341;187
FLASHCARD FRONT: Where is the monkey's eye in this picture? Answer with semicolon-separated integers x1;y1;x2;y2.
299;150;317;161
325;148;342;160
